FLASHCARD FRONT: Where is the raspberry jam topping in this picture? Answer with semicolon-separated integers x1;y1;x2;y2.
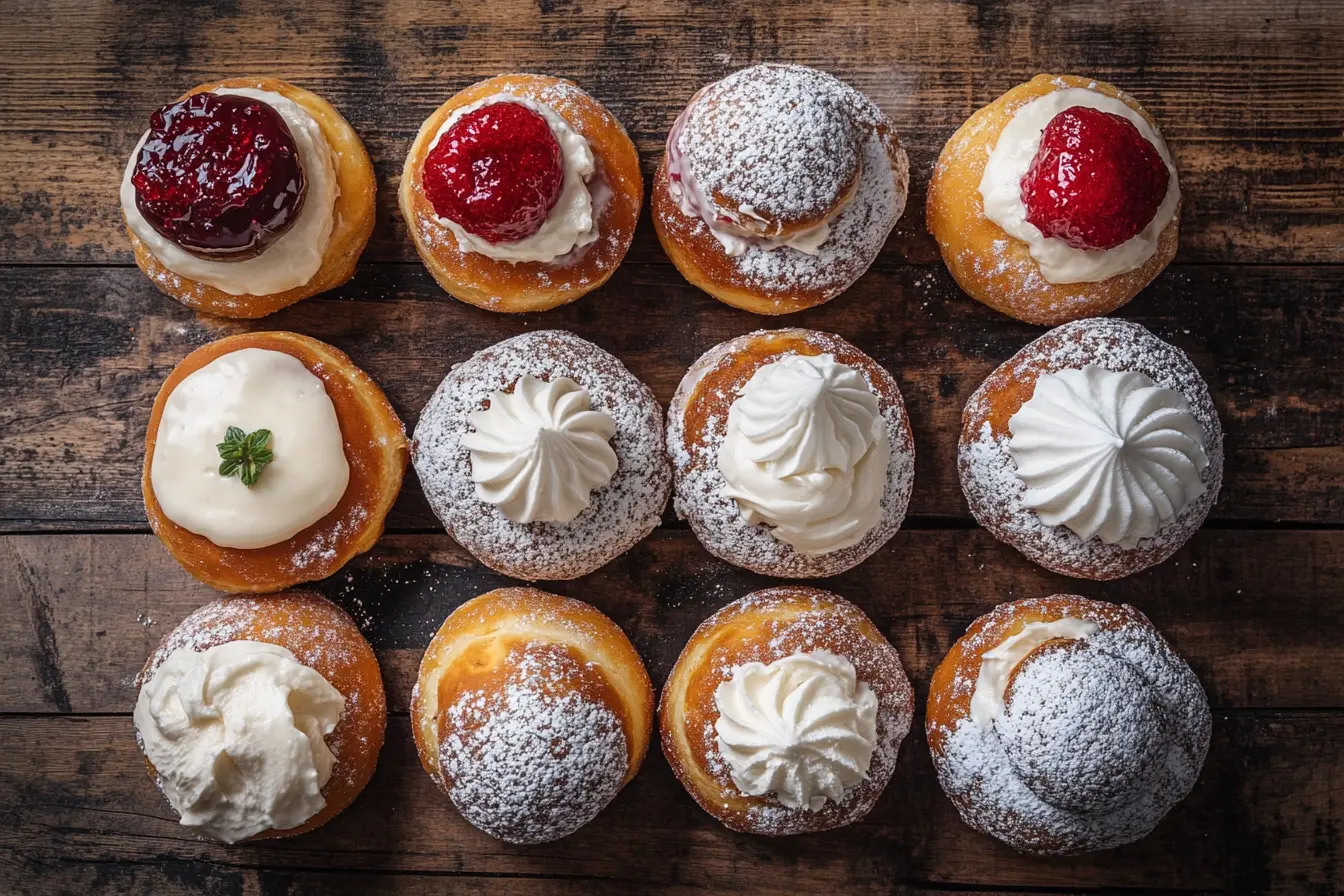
131;92;307;259
1019;105;1169;252
423;101;564;244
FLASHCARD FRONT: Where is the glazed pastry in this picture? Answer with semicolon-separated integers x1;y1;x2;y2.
413;330;670;580
400;73;642;312
668;329;914;577
959;318;1222;579
927;595;1211;855
134;591;386;842
411;587;653;843
653;63;909;314
927;74;1180;324
121;78;376;318
660;587;913;835
144;331;408;593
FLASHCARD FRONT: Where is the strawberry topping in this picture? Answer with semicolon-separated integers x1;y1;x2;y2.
1020;105;1169;251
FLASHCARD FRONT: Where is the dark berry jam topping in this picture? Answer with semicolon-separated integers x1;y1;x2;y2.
1019;105;1169;252
132;92;307;259
422;101;564;244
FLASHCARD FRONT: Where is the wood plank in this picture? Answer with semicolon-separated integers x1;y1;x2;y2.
2;1;1341;265
4;529;1343;716
0;711;1335;894
3;263;1342;531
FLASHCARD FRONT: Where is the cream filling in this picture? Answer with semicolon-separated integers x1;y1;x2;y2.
969;618;1100;728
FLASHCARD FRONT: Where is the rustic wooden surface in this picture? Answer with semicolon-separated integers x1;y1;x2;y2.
2;1;1342;894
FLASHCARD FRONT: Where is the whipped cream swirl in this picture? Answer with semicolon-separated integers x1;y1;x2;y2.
969;618;1100;728
463;375;618;524
134;640;345;843
715;650;878;811
1008;365;1210;549
718;353;890;555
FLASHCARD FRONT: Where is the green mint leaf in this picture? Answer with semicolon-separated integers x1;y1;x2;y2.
217;426;274;488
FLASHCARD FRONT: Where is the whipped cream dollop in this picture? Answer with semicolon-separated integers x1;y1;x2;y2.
715;650;878;811
134;640;345;843
462;375;618;524
969;618;1099;729
150;348;350;549
1007;365;1210;548
121;88;339;296
718;353;890;555
979;86;1180;284
429;94;601;264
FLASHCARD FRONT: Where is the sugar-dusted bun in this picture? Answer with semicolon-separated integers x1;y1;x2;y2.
927;74;1180;325
412;330;671;580
654;64;909;314
927;594;1211;855
136;591;387;840
400;73;642;313
668;329;914;578
959;318;1222;580
124;77;375;319
660;586;914;835
143;331;408;593
411;587;654;843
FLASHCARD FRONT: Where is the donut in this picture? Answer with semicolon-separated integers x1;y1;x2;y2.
412;330;671;580
660;586;913;835
653;64;909;314
400;73;642;312
411;587;654;843
959;318;1222;580
667;329;914;577
927;594;1211;855
143;331;408;593
134;591;386;842
927;74;1181;324
121;78;376;319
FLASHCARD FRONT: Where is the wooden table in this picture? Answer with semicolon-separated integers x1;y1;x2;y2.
3;2;1342;893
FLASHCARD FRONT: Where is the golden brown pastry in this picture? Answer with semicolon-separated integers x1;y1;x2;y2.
927;594;1211;855
143;331;407;593
121;77;376;318
400;73;642;312
134;591;386;842
927;74;1180;324
660;586;913;835
411;587;654;843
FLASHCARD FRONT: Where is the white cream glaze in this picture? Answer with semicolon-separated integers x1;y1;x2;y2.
134;640;345;844
1007;365;1210;549
717;354;890;555
969;618;1099;729
461;375;618;524
120;87;339;296
150;348;350;550
715;650;878;811
428;94;600;264
978;86;1180;284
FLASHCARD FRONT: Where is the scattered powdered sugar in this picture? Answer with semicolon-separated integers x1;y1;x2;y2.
958;318;1223;579
439;646;627;844
412;330;671;580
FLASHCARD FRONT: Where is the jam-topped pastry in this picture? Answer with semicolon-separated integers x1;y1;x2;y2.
135;592;386;842
143;331;407;592
927;595;1210;855
958;318;1223;580
927;74;1181;324
668;329;915;578
400;74;642;313
121;78;375;318
412;330;671;580
653;64;909;315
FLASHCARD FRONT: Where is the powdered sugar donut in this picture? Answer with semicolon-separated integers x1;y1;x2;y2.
654;64;909;314
412;330;671;580
927;594;1211;855
959;318;1222;580
668;329;914;578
